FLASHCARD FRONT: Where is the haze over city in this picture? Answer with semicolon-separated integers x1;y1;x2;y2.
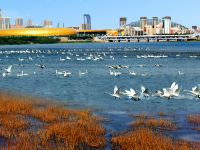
1;0;200;29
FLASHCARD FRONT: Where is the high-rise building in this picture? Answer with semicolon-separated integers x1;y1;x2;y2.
192;26;198;30
15;18;23;28
140;17;147;32
0;9;2;18
0;10;10;30
80;24;87;30
43;20;52;28
152;17;158;35
27;19;33;27
83;14;91;30
120;17;127;28
152;17;158;28
163;16;171;34
0;9;2;30
4;17;10;30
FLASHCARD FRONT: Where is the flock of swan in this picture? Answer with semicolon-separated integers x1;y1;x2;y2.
0;65;89;78
108;82;200;100
1;49;199;102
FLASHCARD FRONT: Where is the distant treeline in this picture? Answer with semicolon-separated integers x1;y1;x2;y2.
0;36;60;45
68;35;93;40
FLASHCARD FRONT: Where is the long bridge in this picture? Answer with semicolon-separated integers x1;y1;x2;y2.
99;33;200;42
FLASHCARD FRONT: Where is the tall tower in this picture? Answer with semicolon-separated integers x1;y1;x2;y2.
15;18;24;28
163;16;171;34
0;9;2;18
120;17;127;28
83;14;91;30
140;17;147;32
0;9;2;30
27;19;33;27
152;17;158;28
5;17;10;29
43;20;52;28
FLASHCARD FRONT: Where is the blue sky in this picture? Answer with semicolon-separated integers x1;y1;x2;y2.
1;0;199;29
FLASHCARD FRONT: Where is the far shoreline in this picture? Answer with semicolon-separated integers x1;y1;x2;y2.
0;40;200;46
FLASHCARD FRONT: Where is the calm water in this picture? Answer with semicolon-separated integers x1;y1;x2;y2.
1;42;200;141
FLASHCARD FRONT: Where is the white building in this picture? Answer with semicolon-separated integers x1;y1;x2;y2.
163;16;171;34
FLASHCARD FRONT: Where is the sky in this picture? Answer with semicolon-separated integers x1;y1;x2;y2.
1;0;200;29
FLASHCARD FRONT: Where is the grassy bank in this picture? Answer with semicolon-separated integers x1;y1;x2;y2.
0;36;60;45
1;92;200;149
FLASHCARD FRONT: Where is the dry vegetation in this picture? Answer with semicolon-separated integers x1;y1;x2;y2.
0;92;106;150
131;114;176;131
111;128;190;150
1;91;200;150
187;114;200;131
187;114;200;126
112;114;200;150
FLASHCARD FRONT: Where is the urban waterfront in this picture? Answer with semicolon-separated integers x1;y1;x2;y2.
1;42;200;143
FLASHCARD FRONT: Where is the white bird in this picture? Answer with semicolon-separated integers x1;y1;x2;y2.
79;70;88;76
178;71;184;75
109;70;122;76
2;65;12;77
162;82;180;99
18;58;24;62
153;90;163;97
56;70;64;75
63;71;71;77
129;70;137;76
141;85;150;97
60;57;66;61
28;56;33;61
107;86;121;99
123;88;140;101
66;56;71;60
185;85;200;98
77;58;85;61
17;71;29;77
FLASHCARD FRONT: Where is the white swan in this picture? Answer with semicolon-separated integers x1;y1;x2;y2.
129;70;137;76
79;70;88;76
63;71;71;77
60;57;65;61
56;70;64;75
141;85;150;97
122;88;140;101
107;86;121;99
17;71;29;77
66;56;71;60
162;82;180;98
185;85;200;98
2;65;12;77
109;70;122;76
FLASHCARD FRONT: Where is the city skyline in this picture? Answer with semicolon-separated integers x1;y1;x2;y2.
1;0;200;29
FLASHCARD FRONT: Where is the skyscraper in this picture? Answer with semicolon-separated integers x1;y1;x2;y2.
27;19;33;27
152;17;158;28
0;10;10;30
4;17;10;30
0;9;2;30
43;20;52;28
83;14;91;30
163;16;171;34
15;18;24;28
140;17;147;32
120;17;127;28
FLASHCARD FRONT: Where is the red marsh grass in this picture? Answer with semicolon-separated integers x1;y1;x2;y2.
0;92;106;149
111;128;190;150
131;116;176;131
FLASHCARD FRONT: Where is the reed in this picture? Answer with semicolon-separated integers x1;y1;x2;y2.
187;114;200;126
0;92;106;149
131;117;176;131
112;128;190;150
